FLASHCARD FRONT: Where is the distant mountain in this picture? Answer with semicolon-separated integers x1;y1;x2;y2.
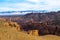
0;10;48;14
20;10;48;13
0;11;60;23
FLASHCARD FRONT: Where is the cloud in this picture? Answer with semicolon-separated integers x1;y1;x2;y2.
26;0;60;11
26;0;40;3
0;2;41;11
0;7;14;12
45;0;60;11
0;0;60;12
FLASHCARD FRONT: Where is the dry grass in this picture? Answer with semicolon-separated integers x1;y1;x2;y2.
0;21;60;40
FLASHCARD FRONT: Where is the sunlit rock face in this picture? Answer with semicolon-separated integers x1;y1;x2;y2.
27;30;39;36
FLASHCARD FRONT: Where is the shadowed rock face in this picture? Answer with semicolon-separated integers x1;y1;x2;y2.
0;11;60;36
20;22;60;36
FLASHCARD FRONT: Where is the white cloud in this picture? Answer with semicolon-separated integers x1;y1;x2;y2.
0;7;17;12
26;0;40;3
25;0;60;11
0;0;60;12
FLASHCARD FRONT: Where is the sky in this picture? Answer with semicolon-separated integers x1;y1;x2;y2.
0;0;60;12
